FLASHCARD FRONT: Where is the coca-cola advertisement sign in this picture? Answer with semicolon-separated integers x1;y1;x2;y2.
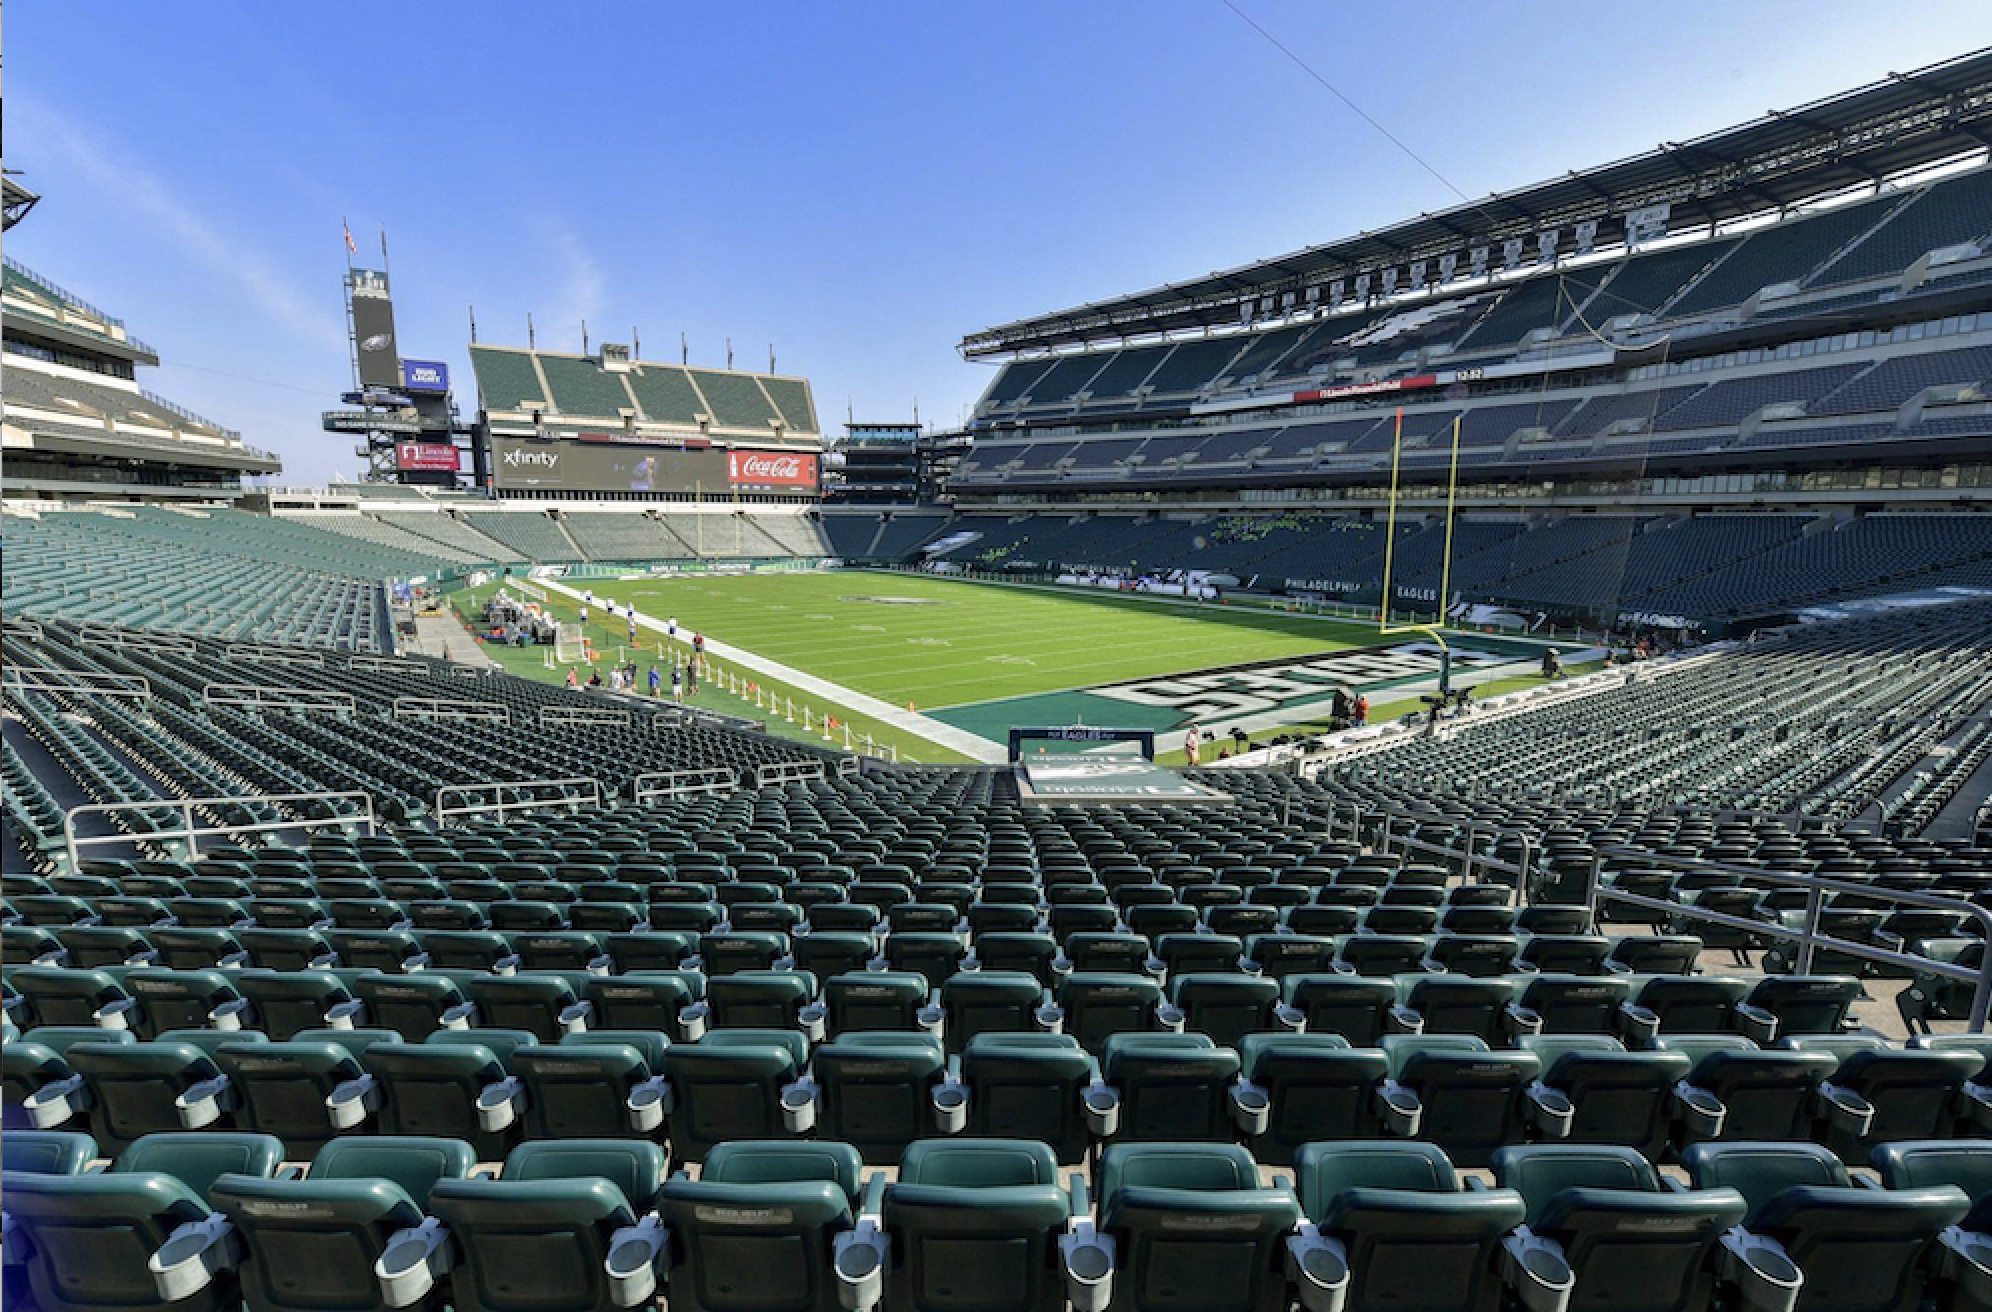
728;449;818;488
395;442;462;472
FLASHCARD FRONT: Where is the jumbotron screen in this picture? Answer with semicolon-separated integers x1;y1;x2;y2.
489;436;818;494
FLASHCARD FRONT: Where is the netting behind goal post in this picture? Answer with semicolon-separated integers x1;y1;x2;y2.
554;622;588;664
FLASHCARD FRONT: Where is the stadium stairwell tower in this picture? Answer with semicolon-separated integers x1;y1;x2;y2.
321;258;472;486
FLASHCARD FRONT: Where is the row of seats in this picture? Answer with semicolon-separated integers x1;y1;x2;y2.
14;1129;1992;1312
10;987;1981;1171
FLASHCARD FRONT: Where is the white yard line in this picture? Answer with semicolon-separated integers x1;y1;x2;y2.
539;578;1011;764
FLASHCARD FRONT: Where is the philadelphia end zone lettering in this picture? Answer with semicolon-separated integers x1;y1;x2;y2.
1093;642;1509;721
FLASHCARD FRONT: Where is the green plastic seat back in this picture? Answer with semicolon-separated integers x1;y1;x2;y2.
940;971;1041;1051
1099;1142;1260;1200
824;970;928;1036
708;970;816;1030
703;1140;863;1197
511;1042;650;1141
655;1176;854;1312
114;1130;285;1201
1744;976;1861;1035
1488;1145;1657;1219
883;1177;1073;1312
1680;1142;1849;1216
960;1038;1097;1166
1101;1180;1304;1312
660;1039;803;1163
353;973;467;1042
1385;1039;1539;1169
1316;1187;1528;1312
1;1129;98;1174
503;1137;667;1211
1799;1047;1984;1156
560;1027;668;1069
1102;1035;1242;1143
464;975;577;1042
1516;975;1631;1034
972;933;1059;986
1686;1050;1842;1140
813;1032;948;1165
364;1042;509;1150
793;931;879;980
1057;973;1163;1054
214;1040;362;1155
1747;1185;1970;1312
10;967;129;1029
1402;976;1516;1043
211;1170;427;1312
1533;1187;1748;1312
1294;1141;1459;1216
1285;974;1397;1046
68;1040;222;1154
1169;973;1282;1048
427;1175;637;1312
310;1134;476;1202
1;1169;221;1312
899;1138;1057;1187
1635;977;1752;1032
124;968;240;1035
583;974;694;1033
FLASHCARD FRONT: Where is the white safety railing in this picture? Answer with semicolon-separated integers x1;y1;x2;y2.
63;790;375;869
631;767;738;805
223;645;325;667
2;619;46;641
753;759;827;788
434;776;602;827
349;655;428;675
392;697;510;724
203;684;356;715
77;628;197;655
540;704;633;729
3;667;153;700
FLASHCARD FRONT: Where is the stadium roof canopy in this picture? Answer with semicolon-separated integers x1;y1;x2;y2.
962;48;1992;357
3;175;40;230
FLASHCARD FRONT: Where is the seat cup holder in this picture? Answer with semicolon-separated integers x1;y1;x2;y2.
1061;1233;1116;1312
1940;1228;1992;1307
1287;1230;1350;1312
374;1220;451;1309
932;1080;969;1134
148;1217;237;1304
1674;1082;1727;1139
1230;1081;1272;1137
475;1076;524;1132
1376;1080;1423;1137
23;1075;86;1129
916;1003;944;1035
1503;1235;1576;1312
1818;1082;1875;1138
781;1081;818;1134
627;1079;667;1133
677;1002;709;1042
800;1003;827;1043
833;1235;886;1312
1526;1083;1575;1139
1721;1230;1803;1312
1083;1083;1121;1138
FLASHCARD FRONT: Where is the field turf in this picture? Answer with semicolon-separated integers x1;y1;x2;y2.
571;569;1382;710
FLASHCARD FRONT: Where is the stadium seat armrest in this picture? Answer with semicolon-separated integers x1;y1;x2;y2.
176;1074;236;1129
1502;1229;1575;1312
376;1219;453;1310
149;1213;239;1303
1717;1227;1803;1312
1067;1172;1092;1220
605;1215;671;1307
22;1072;90;1129
327;1072;381;1129
1286;1224;1350;1312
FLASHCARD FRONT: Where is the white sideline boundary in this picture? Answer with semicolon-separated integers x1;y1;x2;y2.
536;578;1010;764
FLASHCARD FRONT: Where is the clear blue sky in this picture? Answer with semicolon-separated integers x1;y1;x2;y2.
9;2;1987;483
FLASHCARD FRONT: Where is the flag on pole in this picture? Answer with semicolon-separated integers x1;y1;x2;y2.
342;221;357;255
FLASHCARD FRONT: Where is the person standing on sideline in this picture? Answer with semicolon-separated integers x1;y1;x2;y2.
1184;726;1202;765
1353;694;1370;726
670;662;683;701
668;616;678;648
564;668;578;690
648;665;662;697
628;614;638;644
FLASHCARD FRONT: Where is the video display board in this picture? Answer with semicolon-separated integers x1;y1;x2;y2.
489;436;818;494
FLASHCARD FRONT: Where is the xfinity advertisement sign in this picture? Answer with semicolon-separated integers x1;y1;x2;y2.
490;436;820;495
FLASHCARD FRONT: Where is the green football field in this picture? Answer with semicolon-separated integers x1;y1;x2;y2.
575;569;1381;708
461;569;1551;763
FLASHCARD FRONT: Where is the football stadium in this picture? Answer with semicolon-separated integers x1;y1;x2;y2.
5;14;1992;1312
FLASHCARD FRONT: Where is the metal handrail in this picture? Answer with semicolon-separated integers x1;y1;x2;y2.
754;760;827;788
631;767;737;805
3;667;152;699
540;705;632;729
433;776;602;827
1586;845;1992;1030
392;697;509;724
62;790;375;870
1328;796;1537;900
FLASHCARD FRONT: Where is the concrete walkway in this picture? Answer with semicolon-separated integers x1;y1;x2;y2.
411;612;499;668
538;578;1010;764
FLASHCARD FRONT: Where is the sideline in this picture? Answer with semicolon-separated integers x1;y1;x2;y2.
537;577;1012;764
